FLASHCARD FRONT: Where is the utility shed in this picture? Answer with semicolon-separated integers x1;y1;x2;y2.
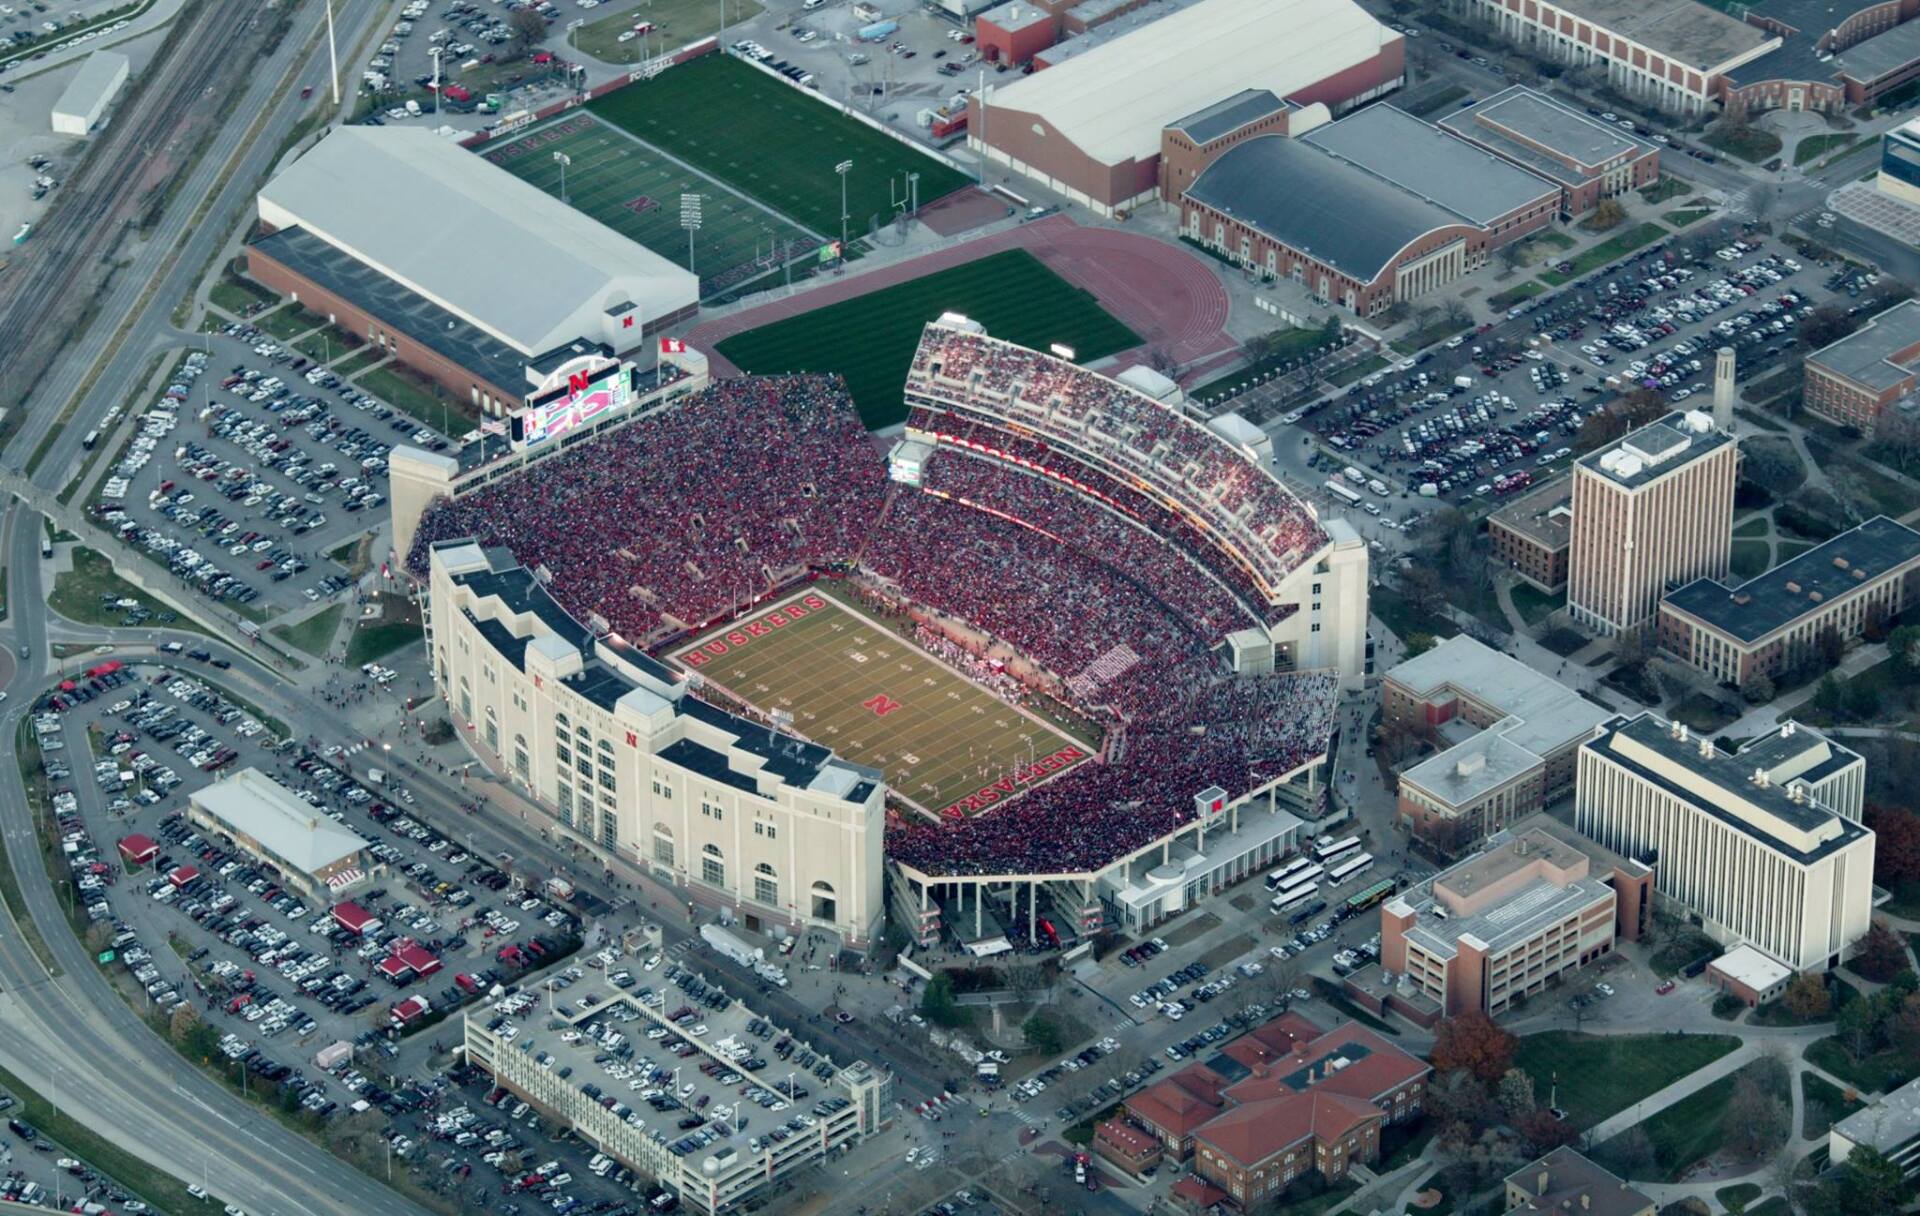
51;51;130;137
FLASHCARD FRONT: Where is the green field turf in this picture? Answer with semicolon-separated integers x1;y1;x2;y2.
483;112;816;297
714;249;1140;428
674;591;1088;816
587;54;975;242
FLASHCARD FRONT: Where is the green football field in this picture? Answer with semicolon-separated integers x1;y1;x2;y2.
586;54;975;242
481;112;817;298
713;248;1141;428
675;591;1090;817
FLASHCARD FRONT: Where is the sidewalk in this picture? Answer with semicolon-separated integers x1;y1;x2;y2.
1586;1041;1760;1142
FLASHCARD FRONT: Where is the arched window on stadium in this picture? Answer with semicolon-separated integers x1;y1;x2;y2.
652;825;674;868
458;676;472;722
753;862;778;908
555;711;570;730
484;705;499;752
810;881;836;924
513;734;529;782
701;843;725;889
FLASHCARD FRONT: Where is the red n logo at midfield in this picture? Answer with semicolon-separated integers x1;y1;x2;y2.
863;694;903;717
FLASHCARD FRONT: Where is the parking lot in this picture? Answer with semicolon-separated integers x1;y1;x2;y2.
24;659;706;1214
1289;232;1844;522
88;323;452;619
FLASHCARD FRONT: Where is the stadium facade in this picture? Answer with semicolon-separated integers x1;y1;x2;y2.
965;0;1405;215
249;127;699;417
425;542;889;944
399;330;1368;949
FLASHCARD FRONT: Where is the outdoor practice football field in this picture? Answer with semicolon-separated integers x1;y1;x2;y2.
586;53;975;240
481;112;815;297
673;591;1091;817
714;249;1141;428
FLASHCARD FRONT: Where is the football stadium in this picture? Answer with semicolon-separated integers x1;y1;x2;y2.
405;321;1365;949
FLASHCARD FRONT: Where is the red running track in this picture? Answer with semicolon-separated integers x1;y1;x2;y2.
686;214;1234;380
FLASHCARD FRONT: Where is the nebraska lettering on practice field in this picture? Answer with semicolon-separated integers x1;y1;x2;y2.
938;745;1088;818
682;594;829;667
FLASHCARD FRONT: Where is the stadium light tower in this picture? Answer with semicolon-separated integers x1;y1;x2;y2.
553;151;571;204
835;159;853;258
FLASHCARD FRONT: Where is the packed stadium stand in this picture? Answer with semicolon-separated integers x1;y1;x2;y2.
406;324;1361;886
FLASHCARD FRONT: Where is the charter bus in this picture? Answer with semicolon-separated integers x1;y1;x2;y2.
1271;883;1319;914
1265;858;1323;892
1314;835;1362;865
1343;877;1397;917
1327;851;1375;886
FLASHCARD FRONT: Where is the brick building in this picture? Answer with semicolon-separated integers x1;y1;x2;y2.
1439;87;1659;220
1377;821;1651;1019
1182;105;1559;317
967;0;1403;216
1658;515;1920;687
1505;1148;1655;1216
1487;475;1573;592
1121;1013;1429;1209
1803;299;1920;429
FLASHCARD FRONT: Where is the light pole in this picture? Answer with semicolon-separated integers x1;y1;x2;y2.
835;159;853;257
429;46;443;115
680;192;703;279
553;151;571;204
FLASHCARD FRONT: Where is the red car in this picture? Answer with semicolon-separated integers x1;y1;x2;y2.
1655;980;1676;995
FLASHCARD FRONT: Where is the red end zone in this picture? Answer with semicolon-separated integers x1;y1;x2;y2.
938;744;1089;819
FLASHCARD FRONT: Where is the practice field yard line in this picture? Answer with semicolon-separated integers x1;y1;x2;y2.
587;54;975;243
482;112;819;298
673;592;1085;816
714;248;1140;429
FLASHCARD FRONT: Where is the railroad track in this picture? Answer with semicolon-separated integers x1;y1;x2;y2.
0;0;262;417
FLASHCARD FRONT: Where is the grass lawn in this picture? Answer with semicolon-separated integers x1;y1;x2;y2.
1189;326;1332;402
1328;354;1388;387
254;303;320;340
1805;1033;1920;1094
1509;582;1563;626
569;0;763;63
1746;1200;1790;1216
1539;223;1667;286
333;347;386;377
1392;318;1473;355
1664;208;1713;227
208;273;276;317
483;111;815;298
1731;539;1771;578
1706;125;1783;163
1735;408;1785;432
1733;515;1770;538
1794;133;1858;167
715;249;1138;429
1379;1120;1435;1171
1538;626;1588;657
1488;280;1547;311
1369;585;1453;647
1513;1031;1740;1131
292;324;361;365
346;619;423;666
1671;691;1737;734
357;363;474;433
1801;1070;1864;1138
46;548;213;639
1717;1182;1763;1213
270;603;345;658
588;54;973;243
1640;176;1694;203
1807;441;1920;516
1611;1058;1787;1181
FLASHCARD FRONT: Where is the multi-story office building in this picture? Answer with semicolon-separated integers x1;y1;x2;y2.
1438;87;1660;220
463;979;891;1213
1659;515;1920;686
1881;116;1920;207
1487;476;1573;593
1574;715;1874;971
1802;299;1920;429
1382;636;1610;848
1567;411;1737;636
1831;1073;1920;1181
1379;821;1652;1019
426;541;888;944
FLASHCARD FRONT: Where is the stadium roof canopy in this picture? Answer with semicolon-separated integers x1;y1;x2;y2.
981;0;1394;166
1300;105;1557;228
1186;133;1465;284
256;127;698;356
